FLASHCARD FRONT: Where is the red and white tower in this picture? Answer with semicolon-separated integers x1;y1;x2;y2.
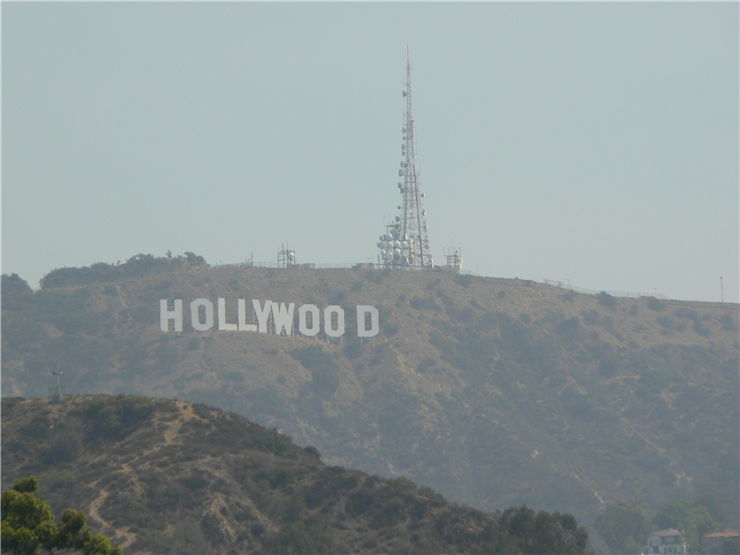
377;50;433;269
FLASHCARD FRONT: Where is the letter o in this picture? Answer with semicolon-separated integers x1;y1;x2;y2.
190;298;214;331
324;305;345;338
298;304;320;336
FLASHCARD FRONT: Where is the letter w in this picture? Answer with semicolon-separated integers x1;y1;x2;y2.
272;302;295;335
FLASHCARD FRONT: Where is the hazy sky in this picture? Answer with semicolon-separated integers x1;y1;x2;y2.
3;2;738;302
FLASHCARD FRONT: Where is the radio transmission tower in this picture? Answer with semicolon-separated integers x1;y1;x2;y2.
377;49;433;269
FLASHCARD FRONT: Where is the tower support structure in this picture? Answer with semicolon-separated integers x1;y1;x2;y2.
377;50;433;269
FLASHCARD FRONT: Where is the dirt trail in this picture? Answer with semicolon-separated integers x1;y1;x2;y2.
85;402;202;549
619;416;693;487
85;401;207;550
571;473;607;506
163;401;201;445
119;462;145;496
88;486;137;549
115;285;129;308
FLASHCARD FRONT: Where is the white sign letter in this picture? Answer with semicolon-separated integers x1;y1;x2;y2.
273;302;295;335
190;299;214;331
356;305;379;338
237;299;257;332
160;299;183;332
217;298;238;331
298;304;320;337
252;299;272;334
324;305;345;338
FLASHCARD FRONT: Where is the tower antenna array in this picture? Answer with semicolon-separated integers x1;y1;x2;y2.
377;49;433;269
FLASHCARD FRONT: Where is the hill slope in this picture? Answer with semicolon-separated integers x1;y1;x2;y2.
1;395;590;554
2;260;738;532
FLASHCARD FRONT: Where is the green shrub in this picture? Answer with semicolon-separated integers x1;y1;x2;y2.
417;357;437;372
346;491;375;518
410;296;440;311
720;313;736;332
597;291;617;309
43;470;76;493
645;296;666;311
291;345;341;397
370;497;406;528
343;339;363;359
675;307;698;321
692;320;711;337
178;473;210;491
594;501;650;554
247;427;297;459
555;316;581;337
454;274;474;287
261;522;334;554
291;345;339;373
43;429;83;464
75;396;157;443
657;315;686;331
1;273;32;295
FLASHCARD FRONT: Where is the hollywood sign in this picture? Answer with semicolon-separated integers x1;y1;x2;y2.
160;298;379;338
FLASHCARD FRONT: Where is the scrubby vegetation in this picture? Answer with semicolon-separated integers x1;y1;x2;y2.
2;396;592;554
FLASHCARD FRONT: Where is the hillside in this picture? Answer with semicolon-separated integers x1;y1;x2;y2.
1;395;591;554
2;258;738;537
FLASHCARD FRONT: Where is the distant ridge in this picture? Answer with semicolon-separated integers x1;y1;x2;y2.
542;278;668;299
2;255;738;545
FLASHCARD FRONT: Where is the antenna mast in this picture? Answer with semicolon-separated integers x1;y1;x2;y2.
377;49;433;269
49;368;64;401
